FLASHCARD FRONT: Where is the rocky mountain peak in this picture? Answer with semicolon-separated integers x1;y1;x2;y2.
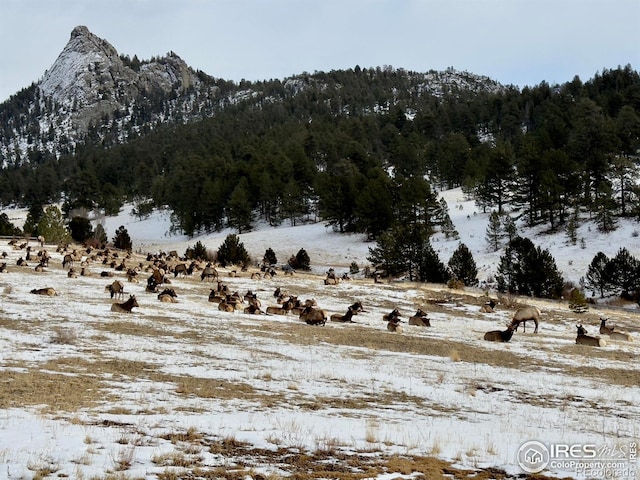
37;26;201;133
40;25;124;103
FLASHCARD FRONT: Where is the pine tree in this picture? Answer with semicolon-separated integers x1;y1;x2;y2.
263;248;278;266
502;214;517;243
112;225;132;251
496;236;564;298
93;224;108;247
36;205;71;244
296;248;311;271
366;227;407;278
217;234;250;268
416;240;450;283
438;198;459;240
583;252;612;297
608;247;640;299
448;243;478;286
68;216;94;243
0;213;21;236
227;178;253;234
485;211;503;252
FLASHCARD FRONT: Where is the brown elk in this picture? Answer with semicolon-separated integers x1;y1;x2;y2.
330;301;364;323
479;299;498;313
126;267;140;283
243;299;265;315
484;324;516;342
511;306;540;333
576;325;606;347
291;298;317;316
599;318;633;341
173;263;188;278
200;264;218;282
218;300;236;312
387;320;403;333
383;308;401;323
299;306;327;326
111;295;139;313
30;287;57;296
106;280;125;300
266;298;296;315
158;288;178;303
408;308;430;327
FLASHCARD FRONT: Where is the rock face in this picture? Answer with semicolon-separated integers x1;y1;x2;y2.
39;25;201;132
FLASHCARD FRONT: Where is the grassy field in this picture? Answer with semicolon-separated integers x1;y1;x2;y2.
0;239;638;479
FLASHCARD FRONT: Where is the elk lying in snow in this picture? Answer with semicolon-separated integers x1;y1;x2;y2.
383;308;401;323
111;295;139;313
576;325;606;347
387;320;403;333
218;300;236;312
299;306;327;326
599;318;633;341
266;298;296;315
243;301;264;315
408;308;430;327
158;288;178;303
484;324;516;342
291;298;317;316
30;287;57;296
479;299;498;313
511;306;540;333
330;301;364;323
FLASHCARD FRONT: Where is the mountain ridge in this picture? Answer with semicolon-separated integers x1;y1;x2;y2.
0;26;506;165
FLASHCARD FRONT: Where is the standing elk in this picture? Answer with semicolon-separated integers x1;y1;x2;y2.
111;295;139;313
576;325;606;347
484;324;516;342
511;306;540;333
106;280;125;300
200;264;218;282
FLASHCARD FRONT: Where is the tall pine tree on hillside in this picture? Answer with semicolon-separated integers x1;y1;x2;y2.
448;243;478;286
496;236;564;298
583;251;612;298
485;211;503;252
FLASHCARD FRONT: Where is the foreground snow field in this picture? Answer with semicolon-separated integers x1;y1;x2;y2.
0;188;639;479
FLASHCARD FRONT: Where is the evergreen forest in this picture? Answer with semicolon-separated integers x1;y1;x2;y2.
0;65;639;246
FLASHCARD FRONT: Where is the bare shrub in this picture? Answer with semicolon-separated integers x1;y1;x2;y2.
50;326;78;345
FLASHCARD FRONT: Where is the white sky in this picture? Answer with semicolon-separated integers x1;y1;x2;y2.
1;0;639;102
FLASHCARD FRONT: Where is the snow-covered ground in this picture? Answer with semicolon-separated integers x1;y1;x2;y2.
0;188;638;479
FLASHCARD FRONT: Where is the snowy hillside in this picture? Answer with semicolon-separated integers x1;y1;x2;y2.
88;187;640;291
0;187;639;479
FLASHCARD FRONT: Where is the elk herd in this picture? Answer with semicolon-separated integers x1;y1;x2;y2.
1;237;637;350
